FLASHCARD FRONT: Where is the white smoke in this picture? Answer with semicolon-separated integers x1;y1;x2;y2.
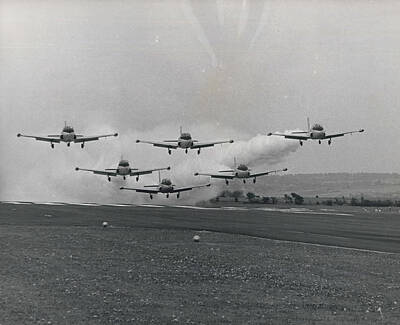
167;130;299;204
216;0;225;27
181;0;218;68
215;133;299;167
250;1;272;49
3;123;300;205
237;0;249;38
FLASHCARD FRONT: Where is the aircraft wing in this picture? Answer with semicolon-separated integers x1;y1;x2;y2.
17;134;61;143
136;140;179;149
250;168;288;178
130;166;171;176
325;129;365;139
191;140;234;149
74;133;118;143
267;132;310;140
120;187;159;194
171;183;211;193
194;173;235;180
75;167;117;176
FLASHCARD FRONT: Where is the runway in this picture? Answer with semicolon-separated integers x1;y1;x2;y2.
2;202;400;253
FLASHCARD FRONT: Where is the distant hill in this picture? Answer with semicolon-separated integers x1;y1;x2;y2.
233;173;400;199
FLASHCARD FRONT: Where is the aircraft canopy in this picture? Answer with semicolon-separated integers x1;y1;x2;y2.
180;133;192;140
62;126;74;133
161;178;172;185
118;160;129;167
311;124;324;131
237;164;248;171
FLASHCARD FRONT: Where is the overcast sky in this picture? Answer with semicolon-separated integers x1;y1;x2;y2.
1;1;399;202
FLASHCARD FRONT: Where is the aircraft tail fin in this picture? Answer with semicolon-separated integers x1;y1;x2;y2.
234;157;237;168
158;170;161;184
307;117;310;131
179;126;183;135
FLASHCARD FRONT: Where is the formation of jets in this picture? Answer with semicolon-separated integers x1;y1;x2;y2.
17;118;365;199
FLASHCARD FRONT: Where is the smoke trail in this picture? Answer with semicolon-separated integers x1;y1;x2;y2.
237;0;249;38
216;0;225;27
216;133;299;167
164;129;300;204
4;123;300;205
250;1;272;49
180;0;218;67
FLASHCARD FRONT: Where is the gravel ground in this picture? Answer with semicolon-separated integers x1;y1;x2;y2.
0;223;399;324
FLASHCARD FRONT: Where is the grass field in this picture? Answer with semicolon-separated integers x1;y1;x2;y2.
0;202;399;324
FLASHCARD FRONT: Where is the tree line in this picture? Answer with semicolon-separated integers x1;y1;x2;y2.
215;191;400;207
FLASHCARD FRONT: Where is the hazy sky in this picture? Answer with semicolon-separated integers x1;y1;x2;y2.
1;1;399;202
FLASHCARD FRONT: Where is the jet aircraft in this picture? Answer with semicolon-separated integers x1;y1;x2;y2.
120;172;211;199
17;122;118;148
136;127;234;154
75;159;170;182
195;158;288;185
267;118;364;146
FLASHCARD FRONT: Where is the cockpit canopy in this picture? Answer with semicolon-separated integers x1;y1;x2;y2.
118;160;129;167
237;164;248;171
62;126;74;133
311;124;324;131
180;133;192;140
161;178;172;186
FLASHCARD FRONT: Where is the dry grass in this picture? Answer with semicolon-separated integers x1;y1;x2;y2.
0;223;399;324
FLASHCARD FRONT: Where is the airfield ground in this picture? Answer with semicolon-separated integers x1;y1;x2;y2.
0;202;399;324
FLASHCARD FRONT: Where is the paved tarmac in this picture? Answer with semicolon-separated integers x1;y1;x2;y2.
2;202;400;253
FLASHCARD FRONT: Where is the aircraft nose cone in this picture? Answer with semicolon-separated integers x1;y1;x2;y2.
75;167;79;171
17;133;21;137
267;132;272;136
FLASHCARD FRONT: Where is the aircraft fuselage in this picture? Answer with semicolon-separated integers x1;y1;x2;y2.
178;139;193;148
117;166;130;176
235;170;251;178
310;130;326;139
159;184;174;193
60;131;76;142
